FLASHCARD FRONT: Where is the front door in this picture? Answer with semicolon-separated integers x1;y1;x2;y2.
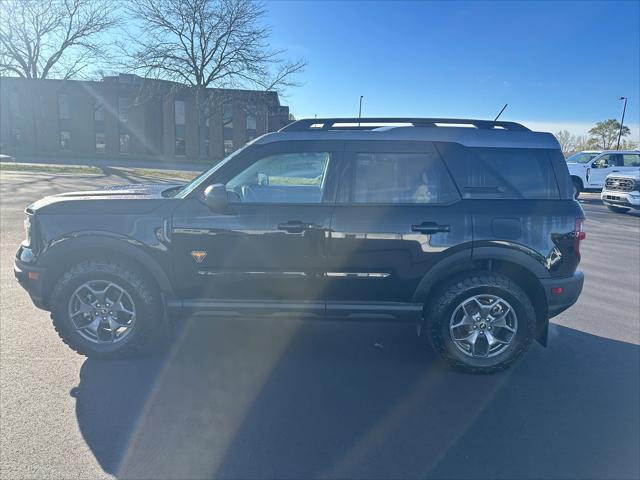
325;141;472;319
588;153;640;188
172;141;341;315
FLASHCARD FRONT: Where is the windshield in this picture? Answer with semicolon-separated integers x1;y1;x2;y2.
566;152;599;163
175;146;249;198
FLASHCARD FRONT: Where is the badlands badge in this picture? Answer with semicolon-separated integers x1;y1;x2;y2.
191;251;207;264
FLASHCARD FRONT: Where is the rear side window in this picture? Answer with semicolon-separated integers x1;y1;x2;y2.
438;143;560;199
623;154;640;167
348;150;459;204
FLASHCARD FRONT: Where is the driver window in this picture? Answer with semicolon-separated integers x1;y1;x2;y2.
594;155;611;168
226;152;331;203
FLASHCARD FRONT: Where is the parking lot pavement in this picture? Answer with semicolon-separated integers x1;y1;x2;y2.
1;172;639;479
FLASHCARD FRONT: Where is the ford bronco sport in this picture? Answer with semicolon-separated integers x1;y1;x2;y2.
15;118;585;373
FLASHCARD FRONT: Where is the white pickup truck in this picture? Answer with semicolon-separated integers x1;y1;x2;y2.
567;150;640;198
601;172;640;213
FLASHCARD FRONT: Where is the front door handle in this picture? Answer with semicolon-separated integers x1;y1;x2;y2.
277;220;322;234
411;222;450;234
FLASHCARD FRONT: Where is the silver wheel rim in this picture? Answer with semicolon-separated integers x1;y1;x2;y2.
449;294;518;358
68;280;136;344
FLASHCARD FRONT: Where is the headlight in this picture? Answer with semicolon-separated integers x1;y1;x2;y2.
24;215;32;246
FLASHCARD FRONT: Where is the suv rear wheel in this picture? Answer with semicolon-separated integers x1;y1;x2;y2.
425;272;535;373
50;259;165;358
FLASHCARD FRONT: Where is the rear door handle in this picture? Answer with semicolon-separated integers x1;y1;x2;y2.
411;222;450;234
277;220;322;234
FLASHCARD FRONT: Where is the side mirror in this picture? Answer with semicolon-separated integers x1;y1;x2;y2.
203;184;228;212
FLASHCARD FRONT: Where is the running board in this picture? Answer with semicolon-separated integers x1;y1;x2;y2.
168;300;423;322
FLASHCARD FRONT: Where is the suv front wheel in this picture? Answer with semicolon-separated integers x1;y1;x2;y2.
425;272;535;373
572;178;582;199
50;259;165;359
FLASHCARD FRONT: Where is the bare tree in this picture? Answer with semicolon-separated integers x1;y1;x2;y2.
0;0;119;80
124;0;306;158
555;130;579;157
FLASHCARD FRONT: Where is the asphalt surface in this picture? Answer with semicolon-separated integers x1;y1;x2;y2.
1;171;639;480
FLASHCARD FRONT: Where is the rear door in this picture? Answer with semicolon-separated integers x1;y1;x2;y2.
325;141;472;319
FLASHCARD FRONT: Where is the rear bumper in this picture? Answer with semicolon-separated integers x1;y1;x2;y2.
14;257;48;310
541;270;584;319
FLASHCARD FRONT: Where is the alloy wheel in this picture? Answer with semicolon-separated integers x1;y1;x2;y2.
449;294;518;358
67;280;136;344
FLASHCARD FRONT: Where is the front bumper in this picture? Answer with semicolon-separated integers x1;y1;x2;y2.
14;253;48;310
601;190;640;209
541;270;584;319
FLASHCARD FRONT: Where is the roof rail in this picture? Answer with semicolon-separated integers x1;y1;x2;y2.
279;117;530;132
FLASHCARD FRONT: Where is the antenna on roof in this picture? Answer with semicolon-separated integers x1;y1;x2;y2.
494;104;508;121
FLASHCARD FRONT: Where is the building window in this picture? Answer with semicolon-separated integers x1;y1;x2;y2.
174;99;186;156
204;101;211;157
118;97;129;123
94;102;106;152
58;94;71;149
223;99;234;153
119;133;130;153
58;93;70;119
8;91;21;147
246;101;257;141
118;97;130;153
96;133;106;153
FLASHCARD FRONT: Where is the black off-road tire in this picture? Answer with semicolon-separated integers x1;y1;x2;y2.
606;205;630;214
50;259;166;359
425;272;536;374
572;178;582;199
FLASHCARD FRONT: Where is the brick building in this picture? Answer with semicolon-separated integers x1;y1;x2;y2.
0;74;290;160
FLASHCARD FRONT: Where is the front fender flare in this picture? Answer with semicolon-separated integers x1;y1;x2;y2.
38;232;175;300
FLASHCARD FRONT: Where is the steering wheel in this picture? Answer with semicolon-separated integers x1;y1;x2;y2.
241;184;258;202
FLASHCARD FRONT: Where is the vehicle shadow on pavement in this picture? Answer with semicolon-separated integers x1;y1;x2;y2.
72;319;640;480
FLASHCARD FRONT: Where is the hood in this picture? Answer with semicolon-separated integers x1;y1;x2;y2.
567;163;587;172
28;182;183;215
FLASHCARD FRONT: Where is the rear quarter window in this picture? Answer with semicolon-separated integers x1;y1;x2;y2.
437;143;561;199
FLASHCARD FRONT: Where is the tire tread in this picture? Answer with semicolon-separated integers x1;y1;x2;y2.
50;259;164;359
425;271;535;374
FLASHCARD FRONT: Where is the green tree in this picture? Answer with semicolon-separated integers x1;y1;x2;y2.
588;119;631;150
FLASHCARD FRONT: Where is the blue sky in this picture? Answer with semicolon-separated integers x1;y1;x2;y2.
265;0;640;140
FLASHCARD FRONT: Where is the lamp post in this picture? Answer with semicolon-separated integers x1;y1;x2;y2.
616;96;627;150
358;96;363;126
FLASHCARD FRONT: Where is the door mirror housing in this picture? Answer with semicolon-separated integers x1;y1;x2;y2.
203;184;228;212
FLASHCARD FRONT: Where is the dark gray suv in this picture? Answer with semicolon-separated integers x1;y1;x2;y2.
15;118;585;373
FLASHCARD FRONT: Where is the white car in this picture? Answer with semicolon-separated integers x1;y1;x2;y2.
601;172;640;213
567;150;640;198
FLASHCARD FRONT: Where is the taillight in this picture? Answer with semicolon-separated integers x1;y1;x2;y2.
573;218;586;258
